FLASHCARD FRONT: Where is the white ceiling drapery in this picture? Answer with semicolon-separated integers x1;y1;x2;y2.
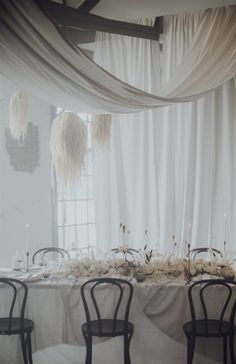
0;0;236;113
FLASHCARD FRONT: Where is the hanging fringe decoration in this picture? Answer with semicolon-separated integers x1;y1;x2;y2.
91;114;112;146
9;90;29;140
50;111;87;187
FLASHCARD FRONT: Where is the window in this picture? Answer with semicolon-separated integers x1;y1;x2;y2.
55;111;96;256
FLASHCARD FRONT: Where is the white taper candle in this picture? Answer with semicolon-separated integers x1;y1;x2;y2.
25;223;29;252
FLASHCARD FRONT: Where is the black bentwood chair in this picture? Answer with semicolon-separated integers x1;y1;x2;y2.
189;247;223;260
81;277;134;364
32;247;70;264
0;278;34;364
183;279;236;364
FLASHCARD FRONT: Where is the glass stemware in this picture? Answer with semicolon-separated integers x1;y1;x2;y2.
41;259;52;279
12;251;23;271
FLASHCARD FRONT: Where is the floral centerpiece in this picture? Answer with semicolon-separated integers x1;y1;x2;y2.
67;253;235;282
66;227;235;283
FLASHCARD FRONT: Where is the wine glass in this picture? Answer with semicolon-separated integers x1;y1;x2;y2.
41;264;51;279
41;257;52;279
12;251;23;271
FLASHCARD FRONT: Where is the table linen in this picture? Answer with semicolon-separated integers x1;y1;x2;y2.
0;271;228;364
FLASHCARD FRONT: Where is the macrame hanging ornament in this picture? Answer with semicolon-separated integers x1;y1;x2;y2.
91;114;112;146
9;90;29;140
50;111;87;187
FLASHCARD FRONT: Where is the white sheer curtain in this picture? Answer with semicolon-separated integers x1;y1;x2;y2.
93;14;236;254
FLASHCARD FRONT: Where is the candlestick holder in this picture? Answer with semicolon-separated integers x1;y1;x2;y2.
224;240;227;254
172;235;176;261
185;243;192;285
26;251;29;272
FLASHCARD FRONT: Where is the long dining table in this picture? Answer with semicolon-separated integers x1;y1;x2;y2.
0;270;228;364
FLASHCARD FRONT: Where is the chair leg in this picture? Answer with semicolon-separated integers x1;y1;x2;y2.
124;333;133;364
124;334;130;364
20;333;28;364
83;332;92;364
27;332;33;364
187;337;190;364
223;336;228;364
229;334;235;364
187;336;195;364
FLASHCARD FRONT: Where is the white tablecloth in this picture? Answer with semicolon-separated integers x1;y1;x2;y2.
0;275;225;364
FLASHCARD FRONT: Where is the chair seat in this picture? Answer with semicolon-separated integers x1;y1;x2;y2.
82;319;134;337
183;320;233;337
0;317;34;335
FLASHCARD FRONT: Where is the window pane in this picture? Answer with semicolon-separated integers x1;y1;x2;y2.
58;227;64;246
87;123;92;148
76;201;88;224
64;201;76;225
56;112;96;251
64;226;76;246
88;176;94;199
87;151;93;175
57;201;63;226
58;185;75;201
77;225;88;247
88;224;96;245
88;200;95;222
76;176;87;199
57;184;63;201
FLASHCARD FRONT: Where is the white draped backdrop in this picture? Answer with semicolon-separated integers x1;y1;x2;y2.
93;14;236;253
1;1;236;254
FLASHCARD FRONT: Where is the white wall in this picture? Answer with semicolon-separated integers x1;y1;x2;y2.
0;75;53;267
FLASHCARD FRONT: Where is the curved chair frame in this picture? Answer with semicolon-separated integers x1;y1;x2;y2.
0;278;34;364
81;277;134;364
189;247;223;260
32;247;70;264
183;279;236;364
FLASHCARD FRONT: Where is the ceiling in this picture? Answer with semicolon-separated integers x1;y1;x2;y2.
65;0;236;20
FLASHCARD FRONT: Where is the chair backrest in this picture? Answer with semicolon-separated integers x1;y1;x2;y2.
32;247;70;264
189;247;223;260
0;278;28;334
81;277;133;336
188;279;236;335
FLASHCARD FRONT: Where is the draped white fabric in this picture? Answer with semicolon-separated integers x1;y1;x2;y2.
0;1;236;112
93;15;236;253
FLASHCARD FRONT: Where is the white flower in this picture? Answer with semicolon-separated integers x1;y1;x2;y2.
142;264;154;275
221;267;234;280
195;261;204;272
190;266;197;276
108;267;116;275
203;262;218;275
112;258;125;268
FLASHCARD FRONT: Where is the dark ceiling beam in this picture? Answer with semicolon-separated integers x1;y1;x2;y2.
61;27;96;44
78;0;101;13
38;0;159;41
154;17;164;38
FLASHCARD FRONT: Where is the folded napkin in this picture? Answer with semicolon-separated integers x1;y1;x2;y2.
13;271;43;282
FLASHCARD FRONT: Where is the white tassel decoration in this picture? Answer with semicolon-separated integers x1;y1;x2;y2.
9;90;29;140
91;114;112;146
50;111;87;187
